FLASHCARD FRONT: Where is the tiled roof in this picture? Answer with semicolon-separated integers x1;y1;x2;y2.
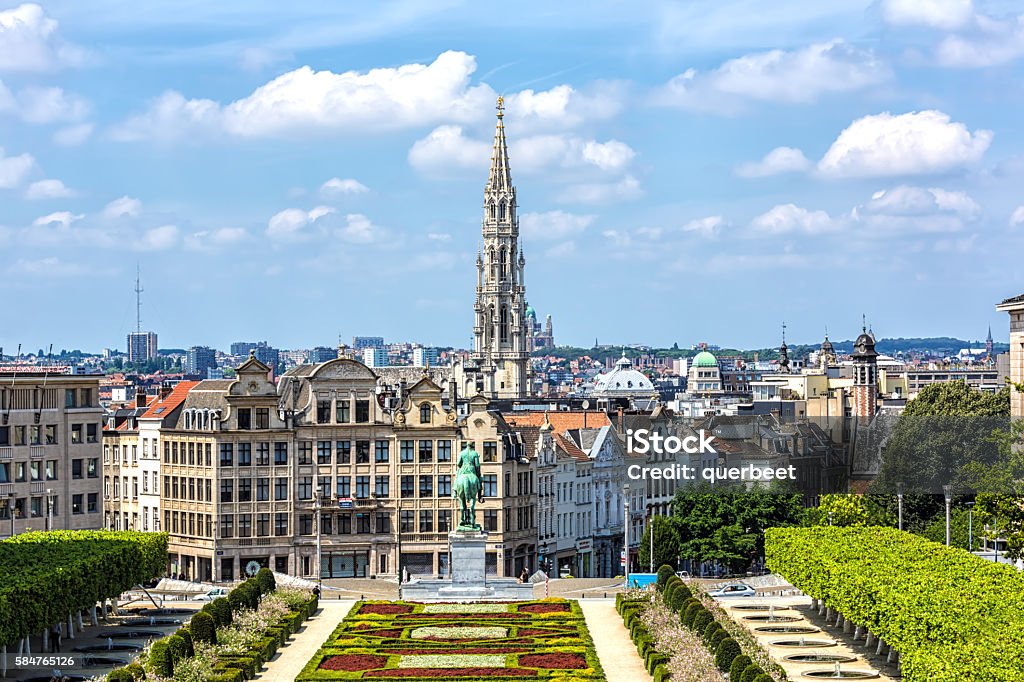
505;411;610;432
553;432;590;462
140;381;199;418
513;425;541;460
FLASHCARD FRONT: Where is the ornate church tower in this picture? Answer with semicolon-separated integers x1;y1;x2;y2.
472;97;529;398
852;319;879;420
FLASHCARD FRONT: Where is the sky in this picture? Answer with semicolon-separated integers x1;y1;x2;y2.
1;0;1023;353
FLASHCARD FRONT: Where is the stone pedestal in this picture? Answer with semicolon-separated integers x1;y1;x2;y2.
399;530;534;602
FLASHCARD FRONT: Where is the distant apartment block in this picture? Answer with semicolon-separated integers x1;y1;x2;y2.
353;337;385;351
230;342;257;356
363;348;389;368
127;331;158;363
186;346;217;376
413;347;439;367
309;347;339;364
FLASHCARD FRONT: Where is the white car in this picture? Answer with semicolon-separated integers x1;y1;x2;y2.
707;583;756;598
194;587;229;601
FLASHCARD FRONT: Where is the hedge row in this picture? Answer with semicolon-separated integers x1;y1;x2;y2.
765;526;1024;682
0;530;168;646
616;594;670;681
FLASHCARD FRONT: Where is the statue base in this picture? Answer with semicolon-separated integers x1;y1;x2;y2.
399;530;535;602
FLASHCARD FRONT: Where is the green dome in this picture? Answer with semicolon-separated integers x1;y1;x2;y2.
693;350;718;368
525;305;536;318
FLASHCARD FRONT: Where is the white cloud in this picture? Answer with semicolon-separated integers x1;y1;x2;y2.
24;178;76;200
0;146;34;188
7;85;88;123
881;0;975;30
266;205;335;240
102;196;142;219
137;225;179;251
427;232;451;241
337;213;382;244
520;211;595;241
408;125;490;173
580;140;635;171
658;40;888;110
320;177;368;196
544;241;576;258
7;257;88;277
936;14;1024;67
185;226;248;251
853;185;980;233
0;4;86;72
817;110;992;178
558;175;641;204
735;147;811;178
750;204;837;234
52;122;94;146
683;216;726;236
1010;206;1024;228
32;210;82;228
505;82;625;130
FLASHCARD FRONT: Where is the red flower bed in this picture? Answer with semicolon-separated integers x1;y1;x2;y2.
360;603;414;615
386;647;529;654
373;668;537;678
318;654;387;671
517;628;563;636
519;653;587;669
397;613;527;619
519;603;569;614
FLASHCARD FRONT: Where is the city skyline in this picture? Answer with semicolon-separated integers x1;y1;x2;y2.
1;1;1023;351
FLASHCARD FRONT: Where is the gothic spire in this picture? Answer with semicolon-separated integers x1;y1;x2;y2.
486;96;513;194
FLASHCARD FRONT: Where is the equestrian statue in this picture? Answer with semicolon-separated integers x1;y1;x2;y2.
453;443;484;531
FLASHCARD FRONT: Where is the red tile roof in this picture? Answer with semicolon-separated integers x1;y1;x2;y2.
504;411;610;432
140;381;200;419
552;432;590;462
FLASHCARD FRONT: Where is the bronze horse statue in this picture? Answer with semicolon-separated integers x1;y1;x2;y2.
453;444;484;531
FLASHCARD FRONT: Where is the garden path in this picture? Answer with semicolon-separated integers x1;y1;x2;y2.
579;599;652;681
253;600;355;682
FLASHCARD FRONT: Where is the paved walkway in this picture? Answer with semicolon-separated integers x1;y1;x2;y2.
579;599;652;682
253;601;354;682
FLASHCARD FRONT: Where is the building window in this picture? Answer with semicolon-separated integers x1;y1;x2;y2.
438;509;452;533
71;424;83;444
374;475;389;498
355;440;370;464
220;480;233;503
275;477;289;501
335;400;350;423
72;494;83;514
255;408;270;429
376;512;391;534
238;514;252;537
298;441;313;465
318;475;331;498
400;475;414;499
437;440;452;462
400;510;414;533
256;513;270;537
355;475;370;499
418;440;433;462
337;514;352;534
237;409;252;430
419;403;431;424
220;443;234;466
419;475;433;498
221;514;234;538
238;442;252;466
320;513;332;535
356;513;370;534
483;441;498;462
205;443;212;466
274;442;288;465
419;510;433;532
438;474;451;496
297;476;312;500
317;400;330;424
400;440;414;463
238;478;252;502
484;509;498;531
374;440;389;463
256;478;270;501
317;440;331;464
336;441;351;464
72;459;83;479
336;476;350;498
256;442;270;466
482;474;497;497
275;513;288;536
87;493;98;513
87;457;98;478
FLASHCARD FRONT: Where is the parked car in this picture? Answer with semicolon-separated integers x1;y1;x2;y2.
707;583;756;598
194;587;229;601
675;570;690;578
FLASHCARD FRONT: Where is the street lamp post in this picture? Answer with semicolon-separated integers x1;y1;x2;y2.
7;493;14;538
212;519;218;584
648;511;654;574
46;488;53;532
623;484;630;587
943;485;952;547
828;511;834;526
966;502;974;553
314;491;323;593
896;482;904;532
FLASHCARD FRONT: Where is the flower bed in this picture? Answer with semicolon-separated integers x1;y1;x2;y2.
297;599;604;681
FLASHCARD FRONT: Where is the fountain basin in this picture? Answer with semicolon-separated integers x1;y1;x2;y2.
784;653;855;663
108;630;163;639
772;639;837;648
73;644;142;653
743;614;802;622
755;625;820;634
120;617;182;626
131;608;194;616
803;671;878;679
730;604;794;611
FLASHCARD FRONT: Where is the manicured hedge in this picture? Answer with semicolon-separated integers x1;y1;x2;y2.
766;526;1024;682
0;530;167;647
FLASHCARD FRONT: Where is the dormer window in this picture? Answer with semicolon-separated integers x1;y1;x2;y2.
420;403;432;424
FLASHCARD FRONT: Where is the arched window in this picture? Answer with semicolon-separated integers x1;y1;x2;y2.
489;201;496;220
499;247;507;278
499;200;506;220
420;403;432;424
489;248;496;280
500;305;509;343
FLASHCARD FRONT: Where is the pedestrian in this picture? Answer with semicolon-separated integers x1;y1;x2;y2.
49;622;62;652
519;567;529;584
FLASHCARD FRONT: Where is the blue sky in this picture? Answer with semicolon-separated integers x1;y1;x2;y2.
1;0;1023;353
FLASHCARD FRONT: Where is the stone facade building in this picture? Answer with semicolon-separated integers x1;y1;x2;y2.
997;294;1024;419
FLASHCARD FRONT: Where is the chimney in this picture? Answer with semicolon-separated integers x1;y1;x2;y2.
160;383;172;400
617;406;624;432
136;392;148;408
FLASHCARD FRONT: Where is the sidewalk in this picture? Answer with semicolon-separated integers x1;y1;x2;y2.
579;600;652;682
253;601;354;682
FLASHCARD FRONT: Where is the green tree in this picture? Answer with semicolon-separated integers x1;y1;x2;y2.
638;516;680;570
919;507;973;550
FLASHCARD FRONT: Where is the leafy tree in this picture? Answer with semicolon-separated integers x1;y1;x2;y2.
919;507;973;550
638;516;680;570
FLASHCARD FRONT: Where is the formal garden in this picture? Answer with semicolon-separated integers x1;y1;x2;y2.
296;598;604;681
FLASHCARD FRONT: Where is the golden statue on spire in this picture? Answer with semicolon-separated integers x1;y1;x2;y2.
496;95;504;118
